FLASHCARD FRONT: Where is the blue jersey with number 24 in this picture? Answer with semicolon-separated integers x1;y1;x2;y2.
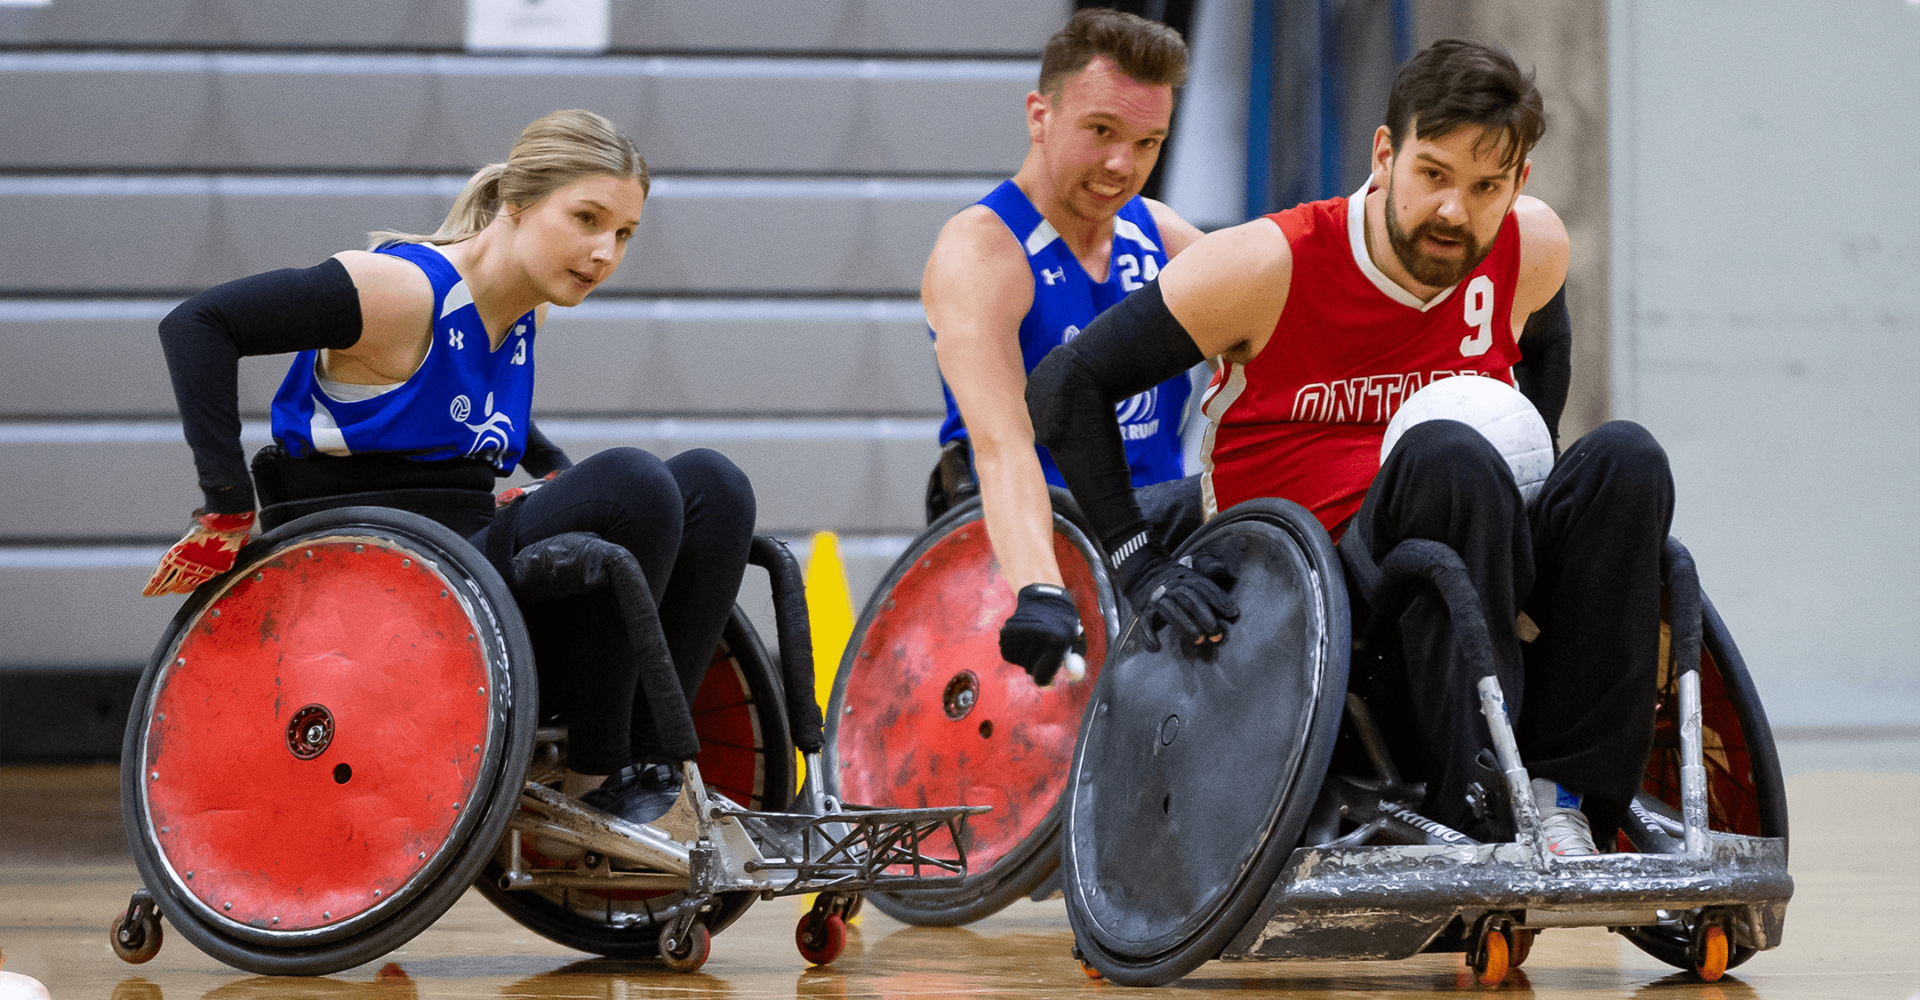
935;180;1189;488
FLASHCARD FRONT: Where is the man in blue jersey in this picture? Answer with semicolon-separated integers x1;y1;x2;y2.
923;8;1205;686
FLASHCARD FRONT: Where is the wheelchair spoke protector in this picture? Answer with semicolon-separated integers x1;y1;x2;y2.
1063;498;1348;986
124;508;535;975
827;492;1119;925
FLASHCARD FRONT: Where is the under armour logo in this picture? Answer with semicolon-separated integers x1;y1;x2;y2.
1041;267;1065;286
448;329;465;350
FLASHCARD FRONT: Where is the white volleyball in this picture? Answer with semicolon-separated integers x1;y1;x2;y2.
1380;375;1553;504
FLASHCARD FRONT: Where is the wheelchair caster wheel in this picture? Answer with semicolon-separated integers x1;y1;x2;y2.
658;921;710;973
1071;946;1104;980
1509;927;1534;968
110;893;163;964
1691;922;1729;982
796;910;847;966
1471;926;1510;987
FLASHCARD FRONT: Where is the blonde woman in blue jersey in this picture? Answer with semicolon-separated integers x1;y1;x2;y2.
144;109;755;827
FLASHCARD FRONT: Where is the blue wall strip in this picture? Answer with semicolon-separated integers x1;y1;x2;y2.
1245;0;1275;220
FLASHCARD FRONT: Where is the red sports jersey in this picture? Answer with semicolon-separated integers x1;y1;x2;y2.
1201;186;1525;536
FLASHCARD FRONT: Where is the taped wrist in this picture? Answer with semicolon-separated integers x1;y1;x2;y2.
160;258;363;513
1513;283;1570;452
1026;281;1204;555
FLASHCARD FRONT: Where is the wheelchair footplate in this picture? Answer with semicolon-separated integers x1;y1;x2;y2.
498;754;989;968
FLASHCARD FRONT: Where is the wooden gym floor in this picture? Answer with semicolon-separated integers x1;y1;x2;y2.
2;735;1915;999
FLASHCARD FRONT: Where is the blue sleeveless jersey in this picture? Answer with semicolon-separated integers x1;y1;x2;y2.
271;242;536;474
936;181;1189;488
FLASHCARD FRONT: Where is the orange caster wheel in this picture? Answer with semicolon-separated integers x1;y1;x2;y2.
1071;944;1104;980
1472;926;1510;987
1509;927;1534;968
110;893;163;964
659;921;710;973
797;911;847;966
1692;923;1728;982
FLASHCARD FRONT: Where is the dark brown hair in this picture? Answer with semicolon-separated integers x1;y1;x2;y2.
1038;7;1187;97
1385;39;1544;172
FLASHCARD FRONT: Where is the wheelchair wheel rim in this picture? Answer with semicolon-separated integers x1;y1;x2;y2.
137;530;509;944
827;494;1118;900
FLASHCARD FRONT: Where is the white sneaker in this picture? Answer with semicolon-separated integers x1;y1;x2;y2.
1531;778;1597;856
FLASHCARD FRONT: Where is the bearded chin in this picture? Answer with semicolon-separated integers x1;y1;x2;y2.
1384;189;1491;288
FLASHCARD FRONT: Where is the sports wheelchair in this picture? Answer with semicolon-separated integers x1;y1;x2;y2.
825;488;1122;925
110;506;985;976
1061;497;1793;986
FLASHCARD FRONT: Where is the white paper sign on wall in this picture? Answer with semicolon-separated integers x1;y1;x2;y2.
466;0;610;53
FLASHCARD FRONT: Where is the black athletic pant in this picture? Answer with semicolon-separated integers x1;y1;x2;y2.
467;447;756;775
1339;420;1674;841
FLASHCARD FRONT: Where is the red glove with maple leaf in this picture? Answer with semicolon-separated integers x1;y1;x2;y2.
142;509;256;596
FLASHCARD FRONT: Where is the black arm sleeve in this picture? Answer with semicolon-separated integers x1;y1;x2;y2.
521;419;574;478
158;259;362;513
1512;283;1571;452
1027;280;1204;556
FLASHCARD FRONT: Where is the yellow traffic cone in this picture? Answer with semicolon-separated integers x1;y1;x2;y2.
805;530;857;708
801;530;859;921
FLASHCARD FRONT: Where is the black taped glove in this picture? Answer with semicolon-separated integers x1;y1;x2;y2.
1116;538;1240;653
999;584;1088;687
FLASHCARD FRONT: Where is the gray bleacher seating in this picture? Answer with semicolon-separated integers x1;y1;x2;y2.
0;53;1030;173
0;2;1069;702
2;0;1061;54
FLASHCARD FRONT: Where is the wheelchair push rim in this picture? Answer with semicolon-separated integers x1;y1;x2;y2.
475;607;791;955
826;489;1120;926
122;507;537;975
1064;498;1350;986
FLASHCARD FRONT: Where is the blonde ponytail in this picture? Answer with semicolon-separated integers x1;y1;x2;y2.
369;110;647;249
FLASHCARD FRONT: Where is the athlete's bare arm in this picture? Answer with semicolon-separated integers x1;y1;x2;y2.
1510;195;1570;335
924;206;1062;590
1157;217;1295;365
325;250;436;386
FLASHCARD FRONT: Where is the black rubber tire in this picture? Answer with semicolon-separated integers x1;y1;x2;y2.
474;608;791;957
1618;591;1786;973
122;507;539;976
826;488;1121;927
1063;498;1350;986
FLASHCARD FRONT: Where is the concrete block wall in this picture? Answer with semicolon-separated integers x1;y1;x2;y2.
0;1;1071;756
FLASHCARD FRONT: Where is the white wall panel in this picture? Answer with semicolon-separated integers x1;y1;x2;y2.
1610;0;1920;725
